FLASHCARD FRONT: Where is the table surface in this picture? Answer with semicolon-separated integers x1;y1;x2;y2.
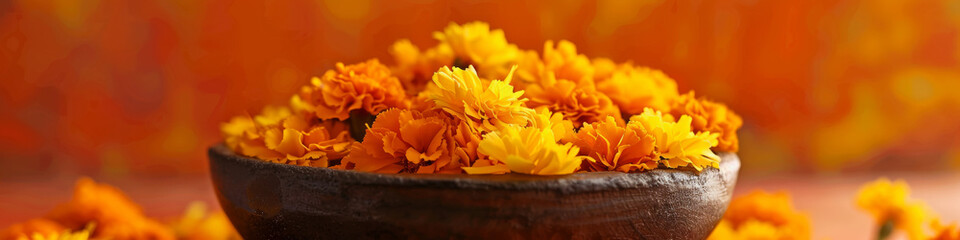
1;172;957;239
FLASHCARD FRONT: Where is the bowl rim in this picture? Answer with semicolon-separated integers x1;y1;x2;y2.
209;143;740;192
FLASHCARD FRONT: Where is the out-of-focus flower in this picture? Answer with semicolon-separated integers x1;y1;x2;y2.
221;106;355;167
670;91;743;152
524;74;621;128
18;224;93;240
45;178;175;240
630;108;720;171
541;40;594;84
342;108;461;174
291;59;407;120
0;219;65;240
169;202;240;240
708;191;811;240
857;178;933;240
598;66;679;114
591;58;633;83
426;65;534;134
475;124;586;175
388;40;455;93
572;116;657;172
931;221;960;240
433;22;521;78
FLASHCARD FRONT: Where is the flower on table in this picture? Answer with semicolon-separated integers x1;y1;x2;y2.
168;202;241;240
44;178;175;240
857;178;933;240
291;59;407;120
670;91;743;152
708;191;811;240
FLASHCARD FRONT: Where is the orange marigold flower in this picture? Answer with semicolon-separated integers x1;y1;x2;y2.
434;22;521;78
857;178;932;240
388;39;455;93
524;74;622;128
572;116;657;172
591;57;633;83
598;66;679;114
291;59;407;120
541;40;594;84
221;106;355;167
671;91;743;152
45;178;175;240
931;221;960;240
15;224;94;240
0;219;65;240
169;202;241;240
708;191;812;240
426;65;534;134
474;124;586;175
629;108;720;171
342;108;461;174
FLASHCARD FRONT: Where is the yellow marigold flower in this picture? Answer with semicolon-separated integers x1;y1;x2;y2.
291;59;407;120
221;106;355;167
427;65;534;134
591;57;633;82
475;124;586;175
388;39;455;93
169;202;240;240
530;108;576;142
598;66;679;114
572;116;658;172
708;191;811;240
857;178;933;240
45;178;175;240
524;74;622;128
433;22;521;77
541;40;594;84
1;219;66;240
629;108;720;171
342;108;461;174
670;91;743;152
20;224;93;240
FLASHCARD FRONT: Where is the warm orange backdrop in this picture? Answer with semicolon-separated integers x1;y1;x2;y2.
3;0;960;177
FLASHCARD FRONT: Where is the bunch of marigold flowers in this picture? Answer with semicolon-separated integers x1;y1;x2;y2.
221;21;743;175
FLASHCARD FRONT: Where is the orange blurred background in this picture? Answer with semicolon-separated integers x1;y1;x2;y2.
4;0;960;177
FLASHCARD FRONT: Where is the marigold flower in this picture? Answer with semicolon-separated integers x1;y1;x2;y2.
291;59;407;120
530;108;576;142
426;65;535;134
524;74;621;128
572;116;657;172
388;39;455;93
433;22;521;77
221;106;355;167
342;108;461;174
671;91;743;152
708;191;812;240
0;219;65;240
629;108;720;171
475;124;586;175
598;66;679;114
44;178;175;240
931;221;960;240
169;202;240;240
541;40;594;84
591;57;633;82
857;178;933;240
17;224;94;240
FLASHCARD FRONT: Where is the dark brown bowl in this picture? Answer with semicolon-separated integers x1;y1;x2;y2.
208;144;740;240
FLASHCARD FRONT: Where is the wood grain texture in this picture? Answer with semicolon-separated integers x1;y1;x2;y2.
208;144;740;240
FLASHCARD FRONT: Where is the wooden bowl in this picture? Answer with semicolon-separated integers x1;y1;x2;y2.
208;144;740;240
